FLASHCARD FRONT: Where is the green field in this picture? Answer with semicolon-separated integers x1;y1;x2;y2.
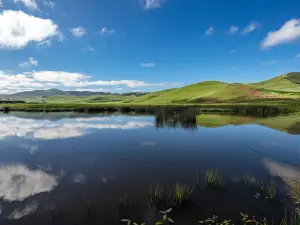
0;73;299;110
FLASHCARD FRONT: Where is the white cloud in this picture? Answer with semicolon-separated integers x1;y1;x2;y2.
262;60;278;65
19;57;38;67
296;53;300;59
205;27;214;36
75;88;110;92
82;46;96;52
227;25;239;34
0;10;61;49
100;27;116;36
0;70;172;93
230;49;237;53
36;39;51;47
242;22;260;35
0;0;3;7
0;116;153;140
261;19;300;49
13;0;38;10
8;202;38;219
43;0;54;8
69;26;86;37
0;164;57;201
140;62;155;68
143;0;165;9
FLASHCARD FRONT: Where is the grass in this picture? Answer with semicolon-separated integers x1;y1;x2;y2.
173;183;195;204
205;169;223;188
268;181;277;199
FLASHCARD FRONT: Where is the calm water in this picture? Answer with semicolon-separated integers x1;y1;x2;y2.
0;112;300;225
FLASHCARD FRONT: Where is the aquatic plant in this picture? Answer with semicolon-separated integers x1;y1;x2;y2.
199;215;232;225
156;208;174;225
121;219;146;225
149;183;165;203
267;180;276;199
280;210;300;225
205;169;223;188
244;172;258;186
173;182;195;204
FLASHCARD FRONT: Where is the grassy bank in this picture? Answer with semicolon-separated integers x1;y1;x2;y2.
0;102;297;114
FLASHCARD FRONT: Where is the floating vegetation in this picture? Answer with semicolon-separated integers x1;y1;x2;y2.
240;212;268;225
199;215;233;225
121;219;146;225
267;180;276;199
205;169;223;188
156;208;174;225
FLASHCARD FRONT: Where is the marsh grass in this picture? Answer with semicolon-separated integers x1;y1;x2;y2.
149;182;195;206
268;180;276;199
280;210;300;225
172;182;195;205
244;172;258;186
205;169;223;188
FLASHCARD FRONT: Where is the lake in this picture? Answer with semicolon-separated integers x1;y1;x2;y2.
0;111;300;225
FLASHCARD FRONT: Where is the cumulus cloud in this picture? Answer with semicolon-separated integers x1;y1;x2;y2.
0;116;153;140
227;25;239;34
100;26;116;36
8;201;38;219
0;10;61;49
242;22;260;35
261;19;300;49
43;0;54;9
19;57;38;67
69;26;86;37
0;0;3;7
13;0;38;10
0;164;57;201
0;70;172;94
140;62;155;68
205;27;214;36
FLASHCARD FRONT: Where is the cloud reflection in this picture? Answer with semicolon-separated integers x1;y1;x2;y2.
0;116;152;140
0;164;58;202
8;201;38;220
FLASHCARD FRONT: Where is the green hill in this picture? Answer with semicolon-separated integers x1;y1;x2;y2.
130;73;300;104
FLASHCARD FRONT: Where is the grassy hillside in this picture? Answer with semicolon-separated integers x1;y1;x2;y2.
130;73;300;104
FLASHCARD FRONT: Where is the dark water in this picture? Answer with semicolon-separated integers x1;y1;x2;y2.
0;112;300;225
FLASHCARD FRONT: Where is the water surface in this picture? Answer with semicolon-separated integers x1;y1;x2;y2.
0;112;300;225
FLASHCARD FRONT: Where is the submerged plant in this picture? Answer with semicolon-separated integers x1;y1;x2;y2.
267;180;276;199
205;169;223;188
244;172;258;186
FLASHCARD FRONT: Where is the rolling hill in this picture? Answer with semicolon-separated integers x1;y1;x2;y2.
1;73;299;104
128;72;300;104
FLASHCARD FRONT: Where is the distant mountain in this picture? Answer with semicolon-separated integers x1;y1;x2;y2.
0;89;147;102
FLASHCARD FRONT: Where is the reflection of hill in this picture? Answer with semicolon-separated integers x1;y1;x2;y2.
196;114;300;134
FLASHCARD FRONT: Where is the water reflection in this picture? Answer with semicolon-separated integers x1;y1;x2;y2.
8;201;38;220
0;115;153;140
0;164;57;201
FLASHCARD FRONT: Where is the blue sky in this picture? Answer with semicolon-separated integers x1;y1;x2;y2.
0;0;300;94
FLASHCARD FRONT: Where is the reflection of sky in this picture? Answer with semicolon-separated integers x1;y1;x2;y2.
0;164;57;202
0;115;153;140
8;201;38;220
